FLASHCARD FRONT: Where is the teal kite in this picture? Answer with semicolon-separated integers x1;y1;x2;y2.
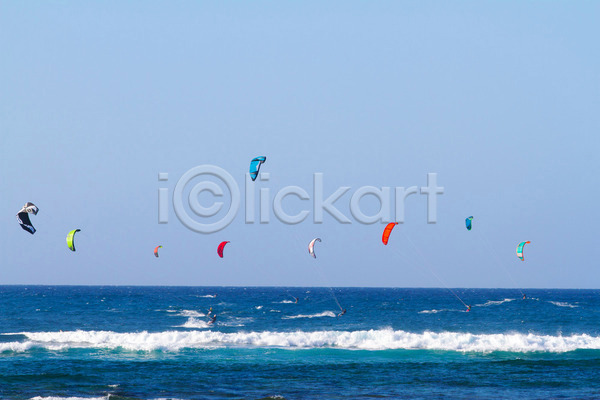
249;156;266;181
465;216;473;231
516;241;530;261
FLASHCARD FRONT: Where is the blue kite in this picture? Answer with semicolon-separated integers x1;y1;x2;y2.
465;216;473;231
249;156;266;181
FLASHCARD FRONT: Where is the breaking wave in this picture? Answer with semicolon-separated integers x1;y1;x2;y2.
477;299;515;307
282;311;337;319
548;301;578;308
4;329;600;353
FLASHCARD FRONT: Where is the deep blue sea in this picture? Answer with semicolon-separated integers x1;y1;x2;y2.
1;286;600;399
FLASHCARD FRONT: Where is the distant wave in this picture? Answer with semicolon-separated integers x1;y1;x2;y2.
548;301;578;308
418;309;466;314
282;311;336;319
276;300;294;304
2;329;600;353
477;299;515;307
193;295;217;298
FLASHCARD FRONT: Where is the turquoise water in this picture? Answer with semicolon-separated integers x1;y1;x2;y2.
1;286;600;399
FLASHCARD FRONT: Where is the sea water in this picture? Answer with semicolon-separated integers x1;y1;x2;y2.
1;286;599;399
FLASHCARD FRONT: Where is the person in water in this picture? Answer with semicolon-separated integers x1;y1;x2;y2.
522;294;527;300
207;307;213;316
338;309;347;317
466;305;471;312
294;297;299;304
208;314;217;325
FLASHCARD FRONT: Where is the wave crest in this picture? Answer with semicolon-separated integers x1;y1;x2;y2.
282;311;337;319
4;329;600;353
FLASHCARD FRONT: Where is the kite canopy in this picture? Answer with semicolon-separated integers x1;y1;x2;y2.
308;238;321;258
465;216;473;231
16;202;39;235
382;223;398;245
217;241;230;258
154;245;162;258
249;156;266;181
516;241;531;261
66;229;81;252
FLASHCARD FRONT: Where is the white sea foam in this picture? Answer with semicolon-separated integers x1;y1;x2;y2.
548;301;578;308
276;300;294;304
178;317;211;329
5;329;600;353
477;299;515;307
176;310;206;318
194;295;217;298
282;311;337;319
256;306;263;310
419;309;465;314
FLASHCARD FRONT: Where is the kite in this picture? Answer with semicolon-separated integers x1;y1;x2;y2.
516;241;531;261
249;156;266;181
308;238;321;258
16;202;39;234
217;241;230;258
66;229;81;252
465;216;473;231
382;223;398;245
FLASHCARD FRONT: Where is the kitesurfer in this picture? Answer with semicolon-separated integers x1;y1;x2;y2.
338;309;346;317
294;297;299;304
522;294;526;300
207;307;213;316
208;314;217;324
466;305;471;312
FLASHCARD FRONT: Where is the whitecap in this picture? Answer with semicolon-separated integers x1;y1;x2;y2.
548;301;578;308
476;299;515;307
282;311;336;319
6;329;600;353
177;317;211;329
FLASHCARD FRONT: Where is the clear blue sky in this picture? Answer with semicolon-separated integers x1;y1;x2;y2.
1;2;598;287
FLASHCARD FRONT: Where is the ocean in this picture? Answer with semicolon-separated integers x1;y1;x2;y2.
1;286;599;399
